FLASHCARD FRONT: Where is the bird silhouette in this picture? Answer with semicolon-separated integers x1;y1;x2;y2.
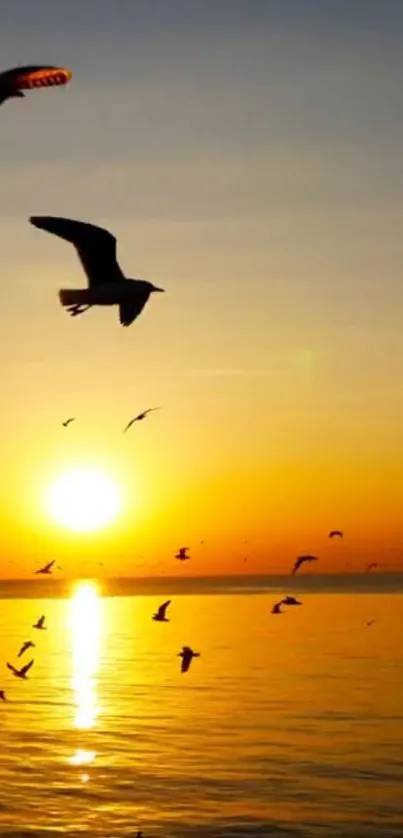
6;660;34;680
175;547;190;561
281;595;303;606
18;641;35;658
35;560;55;575
292;555;318;575
367;619;376;627
62;417;75;427
329;530;343;539
271;601;284;614
33;615;46;630
367;562;378;572
178;646;199;673
0;690;6;701
153;600;171;622
29;216;165;326
123;408;160;432
0;65;71;107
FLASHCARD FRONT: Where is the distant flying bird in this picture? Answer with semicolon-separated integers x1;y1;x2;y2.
6;660;34;680
292;554;318;575
62;417;75;427
367;562;378;572
35;560;55;575
29;216;165;327
281;595;303;606
367;619;376;627
153;600;171;622
18;641;35;658
0;690;6;701
0;65;71;107
175;547;190;561
178;646;200;673
271;601;283;614
33;615;46;630
123;408;160;432
329;530;343;539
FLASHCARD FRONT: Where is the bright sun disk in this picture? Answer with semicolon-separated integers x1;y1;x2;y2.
45;466;121;532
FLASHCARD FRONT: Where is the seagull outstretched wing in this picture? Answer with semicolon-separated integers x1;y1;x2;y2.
18;641;34;658
179;646;199;673
159;600;171;618
153;600;171;620
0;65;71;105
34;615;46;629
119;293;150;327
30;217;123;287
292;555;318;575
35;560;55;575
20;660;34;677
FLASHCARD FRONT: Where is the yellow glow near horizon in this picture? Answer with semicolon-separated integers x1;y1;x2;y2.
70;582;102;730
45;467;121;532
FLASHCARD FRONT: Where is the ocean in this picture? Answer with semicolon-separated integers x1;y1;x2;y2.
0;574;402;837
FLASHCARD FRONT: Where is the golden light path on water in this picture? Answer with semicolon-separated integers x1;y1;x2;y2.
68;581;102;777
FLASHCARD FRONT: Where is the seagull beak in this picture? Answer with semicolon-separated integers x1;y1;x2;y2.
152;285;165;293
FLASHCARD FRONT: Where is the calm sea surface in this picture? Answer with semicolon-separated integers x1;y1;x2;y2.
0;574;402;837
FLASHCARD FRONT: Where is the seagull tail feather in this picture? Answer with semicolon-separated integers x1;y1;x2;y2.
59;289;89;308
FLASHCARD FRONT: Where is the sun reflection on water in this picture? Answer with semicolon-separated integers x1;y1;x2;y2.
69;581;102;731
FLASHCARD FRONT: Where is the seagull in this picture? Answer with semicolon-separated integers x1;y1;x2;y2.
367;619;376;627
62;417;75;427
33;615;46;630
0;690;6;701
175;547;190;561
281;595;303;606
6;660;34;680
271;601;284;614
0;65;71;107
123;408;160;432
18;641;35;658
152;600;171;622
366;562;378;572
35;560;55;575
29;216;165;327
178;646;200;673
329;530;343;539
292;554;318;575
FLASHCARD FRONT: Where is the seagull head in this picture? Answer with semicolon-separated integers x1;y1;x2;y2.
129;279;165;294
11;90;25;99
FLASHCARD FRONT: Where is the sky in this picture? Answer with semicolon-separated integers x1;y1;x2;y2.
1;0;403;577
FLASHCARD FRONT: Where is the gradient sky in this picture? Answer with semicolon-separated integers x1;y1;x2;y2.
1;0;403;577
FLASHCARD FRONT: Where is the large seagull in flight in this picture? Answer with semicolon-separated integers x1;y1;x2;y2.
29;216;165;327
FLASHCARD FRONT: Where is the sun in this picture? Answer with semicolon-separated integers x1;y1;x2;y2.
45;466;122;533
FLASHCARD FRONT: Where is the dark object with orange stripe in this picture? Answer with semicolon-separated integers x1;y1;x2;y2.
0;64;71;106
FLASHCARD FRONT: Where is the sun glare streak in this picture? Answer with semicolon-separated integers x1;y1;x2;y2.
69;582;102;731
69;748;96;766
